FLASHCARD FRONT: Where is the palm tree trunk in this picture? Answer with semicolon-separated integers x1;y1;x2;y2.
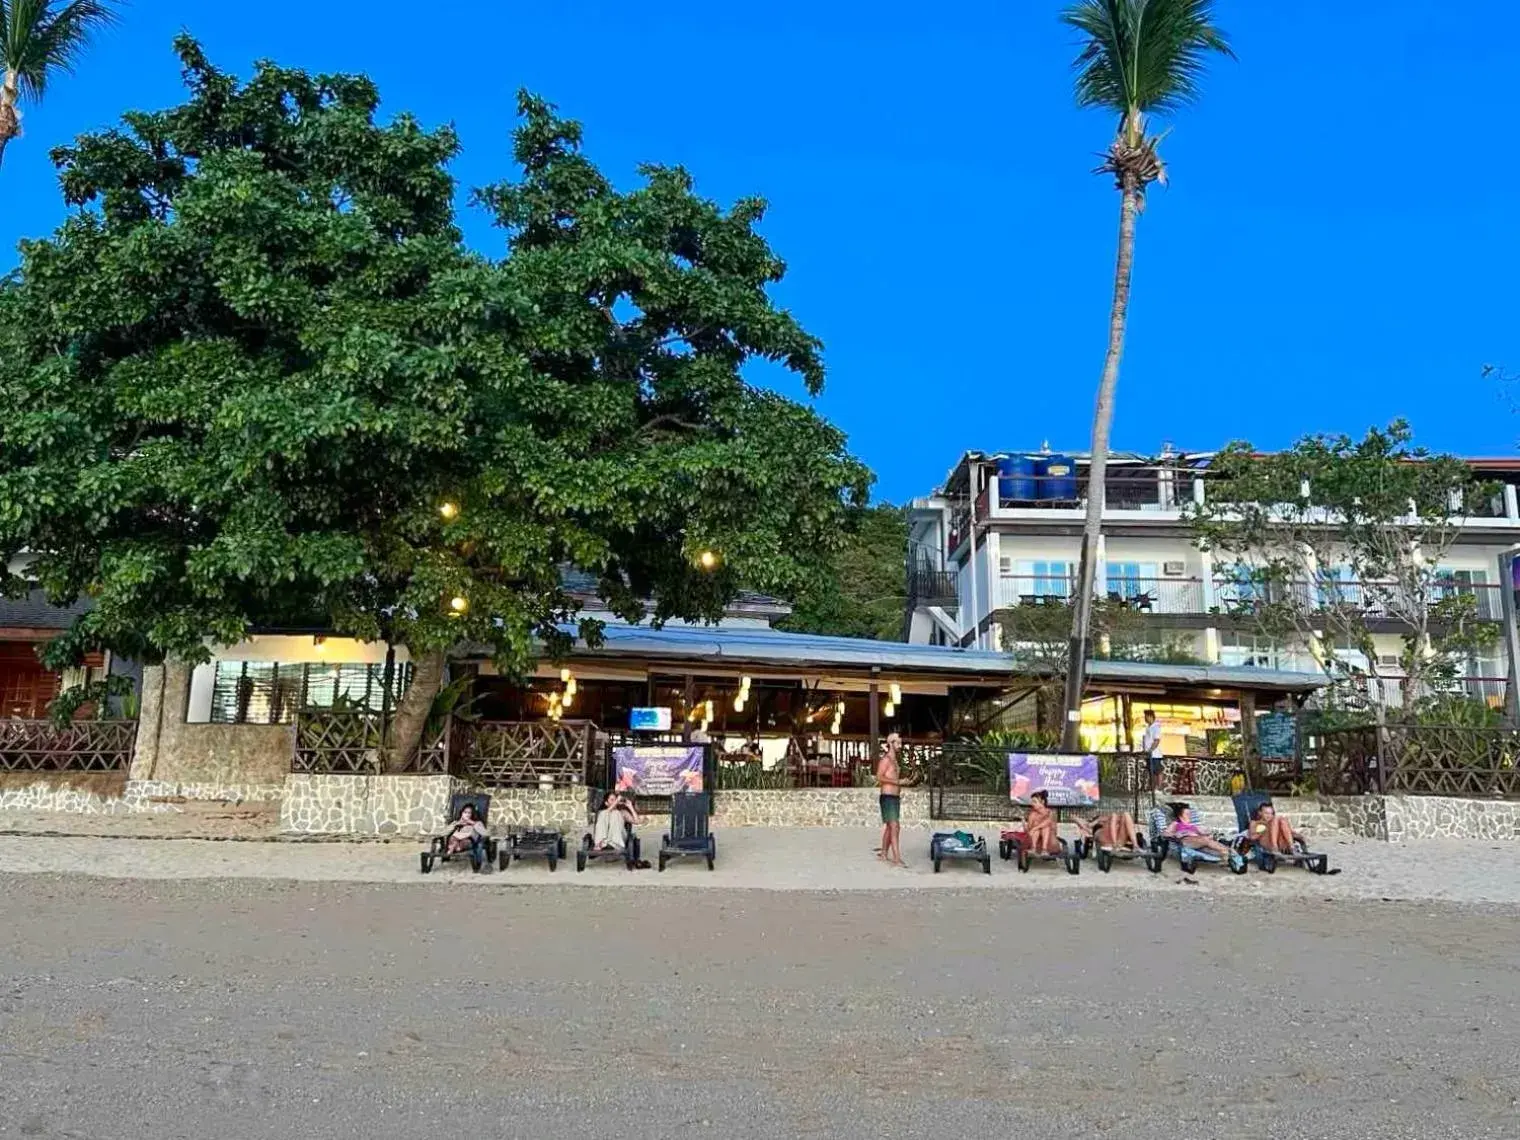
383;649;446;773
0;71;20;169
1061;172;1142;751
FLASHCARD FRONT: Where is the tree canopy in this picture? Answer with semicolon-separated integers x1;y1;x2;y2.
1188;421;1498;709
0;38;870;759
777;503;907;641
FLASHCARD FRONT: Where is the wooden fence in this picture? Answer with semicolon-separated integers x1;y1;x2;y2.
0;719;138;772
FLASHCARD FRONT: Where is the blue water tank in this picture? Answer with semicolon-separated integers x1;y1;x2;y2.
997;455;1037;502
1039;455;1078;500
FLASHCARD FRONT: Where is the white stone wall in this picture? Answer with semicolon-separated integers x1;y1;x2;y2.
280;774;456;836
1322;794;1520;842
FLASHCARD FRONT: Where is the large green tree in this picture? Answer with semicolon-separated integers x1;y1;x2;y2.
1;0;120;168
1057;0;1233;749
0;38;869;766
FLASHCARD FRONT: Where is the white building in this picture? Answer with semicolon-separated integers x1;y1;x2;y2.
906;447;1520;711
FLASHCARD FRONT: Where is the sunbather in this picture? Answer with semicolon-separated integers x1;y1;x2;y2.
1246;800;1305;855
1024;790;1062;855
1075;810;1143;852
1160;802;1233;859
592;791;639;851
445;803;487;870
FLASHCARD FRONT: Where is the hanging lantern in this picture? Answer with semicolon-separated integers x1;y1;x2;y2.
439;501;460;520
732;695;745;713
704;699;714;721
560;667;572;683
889;682;902;705
449;595;469;614
565;677;577;697
740;675;752;692
883;701;895;718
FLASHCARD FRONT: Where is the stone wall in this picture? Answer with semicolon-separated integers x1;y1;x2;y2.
280;773;455;836
0;772;289;817
1321;795;1520;841
130;662;295;792
477;786;587;830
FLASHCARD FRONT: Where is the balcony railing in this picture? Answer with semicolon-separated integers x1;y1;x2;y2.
994;466;1203;513
1213;578;1503;621
908;558;958;608
1000;575;1206;615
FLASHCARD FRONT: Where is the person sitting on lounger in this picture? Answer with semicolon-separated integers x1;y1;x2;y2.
592;791;640;851
1160;802;1233;859
1075;810;1143;852
1024;790;1062;856
446;803;487;869
1246;800;1305;855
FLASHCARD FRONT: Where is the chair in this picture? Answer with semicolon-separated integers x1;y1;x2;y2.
578;787;641;871
1145;805;1246;876
1230;793;1335;875
420;792;499;874
659;791;717;871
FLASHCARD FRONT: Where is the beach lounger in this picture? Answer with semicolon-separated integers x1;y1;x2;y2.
1230;793;1337;875
999;830;1080;874
578;787;641;872
930;831;991;874
500;829;567;872
420;792;499;874
1145;806;1247;876
659;791;716;871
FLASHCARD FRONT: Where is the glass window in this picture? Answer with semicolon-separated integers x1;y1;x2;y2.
209;661;411;723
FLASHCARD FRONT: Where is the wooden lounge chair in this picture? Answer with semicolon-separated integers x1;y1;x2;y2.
659;791;716;871
420;792;499;874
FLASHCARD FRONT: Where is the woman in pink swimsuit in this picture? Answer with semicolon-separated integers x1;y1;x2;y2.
1162;803;1232;858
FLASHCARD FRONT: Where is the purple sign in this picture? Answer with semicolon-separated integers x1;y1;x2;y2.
612;745;704;795
1008;753;1100;806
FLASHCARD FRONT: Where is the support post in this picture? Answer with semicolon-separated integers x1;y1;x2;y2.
1499;550;1520;725
868;668;881;768
683;674;694;743
1239;689;1259;789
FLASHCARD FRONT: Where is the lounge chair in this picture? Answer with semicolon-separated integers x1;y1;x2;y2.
420;792;499;874
577;787;641;872
930;830;991;874
1145;805;1246;875
998;829;1080;874
500;829;567;872
659;791;716;871
1230;792;1336;875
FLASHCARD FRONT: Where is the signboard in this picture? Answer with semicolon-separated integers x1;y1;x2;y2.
629;707;673;732
612;745;704;795
1257;712;1297;760
1007;753;1100;806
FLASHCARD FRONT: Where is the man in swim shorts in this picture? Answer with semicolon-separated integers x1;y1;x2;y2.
876;732;906;867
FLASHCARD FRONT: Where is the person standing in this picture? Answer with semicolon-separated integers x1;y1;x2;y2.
1141;709;1165;791
875;732;911;867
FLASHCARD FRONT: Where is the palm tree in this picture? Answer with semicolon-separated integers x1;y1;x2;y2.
0;0;120;169
1057;0;1233;750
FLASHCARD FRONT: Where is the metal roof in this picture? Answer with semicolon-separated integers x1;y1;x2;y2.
0;590;89;631
538;621;1326;692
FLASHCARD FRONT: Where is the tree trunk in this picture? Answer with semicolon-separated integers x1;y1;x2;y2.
1061;172;1142;751
383;649;446;773
0;71;20;169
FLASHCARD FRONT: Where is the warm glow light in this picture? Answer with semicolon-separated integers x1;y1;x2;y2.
732;696;745;712
565;677;577;697
439;501;459;520
889;682;902;704
704;699;714;720
697;550;719;571
312;635;327;653
883;701;895;718
449;596;469;614
830;721;840;735
740;675;752;692
561;689;573;708
560;667;572;683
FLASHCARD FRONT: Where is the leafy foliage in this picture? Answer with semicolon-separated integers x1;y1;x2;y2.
1188;421;1499;707
46;671;135;724
777;503;906;641
0;39;869;762
0;0;121;165
1062;0;1234;121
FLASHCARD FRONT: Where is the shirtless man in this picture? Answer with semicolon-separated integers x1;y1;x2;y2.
875;732;913;867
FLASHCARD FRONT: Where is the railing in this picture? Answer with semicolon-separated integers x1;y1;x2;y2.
1213;578;1503;621
0;719;138;772
1315;722;1520;799
908;557;958;608
460;720;596;788
994;466;1203;512
293;712;448;775
999;575;1206;615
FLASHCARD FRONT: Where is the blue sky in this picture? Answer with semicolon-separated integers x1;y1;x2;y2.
4;0;1517;502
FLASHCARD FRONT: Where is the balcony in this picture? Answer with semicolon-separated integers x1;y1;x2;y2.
908;558;958;609
1213;578;1504;622
993;466;1203;515
1000;575;1207;616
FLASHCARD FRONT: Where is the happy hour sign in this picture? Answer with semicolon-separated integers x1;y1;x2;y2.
1007;753;1100;806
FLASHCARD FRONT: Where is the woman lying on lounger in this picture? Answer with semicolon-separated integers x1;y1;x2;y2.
1074;810;1143;852
1160;803;1233;859
1246;800;1306;855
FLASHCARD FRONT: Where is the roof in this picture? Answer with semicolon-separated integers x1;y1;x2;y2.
524;621;1327;692
0;590;89;631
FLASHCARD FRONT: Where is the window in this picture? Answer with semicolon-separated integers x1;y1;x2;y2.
1217;564;1265;607
1316;564;1361;608
208;661;413;724
1013;560;1071;599
1105;561;1158;599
